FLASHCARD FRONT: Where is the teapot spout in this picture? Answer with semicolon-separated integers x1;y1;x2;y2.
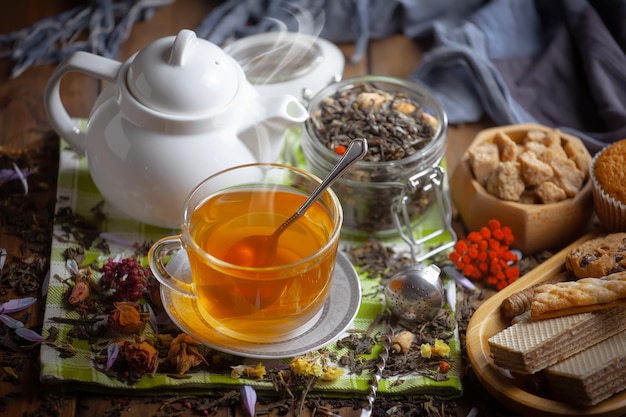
237;94;308;163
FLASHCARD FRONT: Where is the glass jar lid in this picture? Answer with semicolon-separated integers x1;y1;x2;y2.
224;32;345;101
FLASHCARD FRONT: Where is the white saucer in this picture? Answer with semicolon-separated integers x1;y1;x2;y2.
160;251;362;359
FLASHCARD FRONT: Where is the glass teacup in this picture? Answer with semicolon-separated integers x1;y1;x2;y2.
149;163;343;343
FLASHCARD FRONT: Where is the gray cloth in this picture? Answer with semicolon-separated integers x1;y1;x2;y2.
196;0;485;62
0;0;173;79
411;0;626;153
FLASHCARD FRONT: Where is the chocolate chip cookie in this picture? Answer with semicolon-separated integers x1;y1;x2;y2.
565;233;626;278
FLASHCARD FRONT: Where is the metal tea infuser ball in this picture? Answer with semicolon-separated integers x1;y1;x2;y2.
384;263;444;324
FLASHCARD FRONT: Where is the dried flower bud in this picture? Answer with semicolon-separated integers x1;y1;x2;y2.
108;302;147;335
119;337;159;375
231;363;267;379
99;257;150;302
355;92;387;110
420;339;451;359
320;366;344;381
166;333;209;375
290;352;342;381
432;339;451;357
391;330;413;354
393;101;417;114
291;356;323;377
68;281;90;305
420;112;440;131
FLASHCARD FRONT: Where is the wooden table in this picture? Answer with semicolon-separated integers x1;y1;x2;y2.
0;1;500;416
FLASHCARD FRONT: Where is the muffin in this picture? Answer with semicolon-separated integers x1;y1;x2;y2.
591;140;626;231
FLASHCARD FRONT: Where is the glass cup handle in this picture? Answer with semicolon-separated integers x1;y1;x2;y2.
148;235;195;296
392;166;458;262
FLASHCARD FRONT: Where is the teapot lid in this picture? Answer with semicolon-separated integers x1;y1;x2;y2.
126;29;241;115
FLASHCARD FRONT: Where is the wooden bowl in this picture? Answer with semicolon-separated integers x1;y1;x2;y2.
449;123;594;255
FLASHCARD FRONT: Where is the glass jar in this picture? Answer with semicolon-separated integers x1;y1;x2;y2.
301;75;456;261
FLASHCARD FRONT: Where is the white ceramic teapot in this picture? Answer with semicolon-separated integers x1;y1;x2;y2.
44;29;308;228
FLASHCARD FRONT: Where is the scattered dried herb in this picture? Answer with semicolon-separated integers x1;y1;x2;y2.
54;205;109;252
0;138;553;417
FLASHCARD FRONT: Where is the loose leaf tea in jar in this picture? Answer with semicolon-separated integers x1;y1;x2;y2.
302;76;455;260
310;84;439;163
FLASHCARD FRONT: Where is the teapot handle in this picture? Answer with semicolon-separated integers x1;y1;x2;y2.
44;51;121;155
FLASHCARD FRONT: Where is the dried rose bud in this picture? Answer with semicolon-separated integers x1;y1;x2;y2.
119;337;159;375
108;302;147;335
391;330;413;354
166;333;209;375
68;281;90;305
439;361;452;373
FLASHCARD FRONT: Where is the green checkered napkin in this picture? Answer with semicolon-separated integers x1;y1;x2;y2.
39;130;462;399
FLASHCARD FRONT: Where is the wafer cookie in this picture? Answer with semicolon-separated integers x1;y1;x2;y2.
545;330;626;405
488;305;626;374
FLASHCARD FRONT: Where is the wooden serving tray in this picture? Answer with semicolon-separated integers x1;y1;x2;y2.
466;231;626;417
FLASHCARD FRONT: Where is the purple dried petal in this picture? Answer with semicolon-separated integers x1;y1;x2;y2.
144;303;159;333
0;313;24;328
0;248;6;270
446;282;456;310
0;166;30;192
41;270;50;297
443;266;476;291
100;232;132;248
0;297;37;314
154;311;172;326
66;259;79;275
466;407;479;417
105;342;119;371
240;385;257;417
15;327;46;342
11;162;28;195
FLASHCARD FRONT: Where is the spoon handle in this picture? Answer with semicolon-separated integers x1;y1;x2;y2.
296;138;368;216
275;138;367;235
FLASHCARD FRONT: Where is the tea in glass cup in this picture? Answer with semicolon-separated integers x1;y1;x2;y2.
149;163;343;342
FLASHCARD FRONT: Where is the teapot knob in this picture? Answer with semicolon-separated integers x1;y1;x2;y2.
168;29;196;67
127;29;243;115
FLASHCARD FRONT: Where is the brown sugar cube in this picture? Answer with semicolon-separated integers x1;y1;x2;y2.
542;130;562;148
519;151;554;186
563;139;591;179
486;161;525;201
494;131;518;162
536;181;568;204
518;191;540;204
468;142;500;186
523;141;548;159
550;156;585;197
524;130;547;143
543;131;569;159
